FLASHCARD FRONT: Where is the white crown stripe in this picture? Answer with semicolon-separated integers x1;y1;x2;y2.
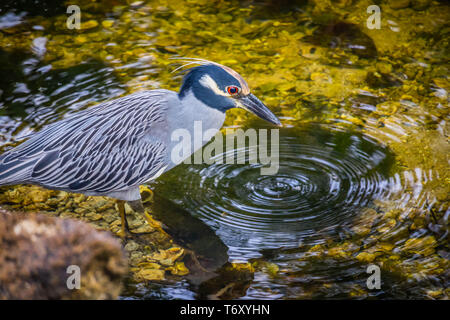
170;57;250;95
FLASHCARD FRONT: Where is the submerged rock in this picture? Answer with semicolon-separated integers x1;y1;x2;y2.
79;20;99;31
197;263;255;300
302;21;378;66
389;0;411;9
0;208;127;299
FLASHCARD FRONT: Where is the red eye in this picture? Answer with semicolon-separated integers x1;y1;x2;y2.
227;86;240;95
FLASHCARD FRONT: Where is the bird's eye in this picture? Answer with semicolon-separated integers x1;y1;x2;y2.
226;86;240;95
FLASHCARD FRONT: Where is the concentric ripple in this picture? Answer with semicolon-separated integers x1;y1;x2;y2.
154;124;395;259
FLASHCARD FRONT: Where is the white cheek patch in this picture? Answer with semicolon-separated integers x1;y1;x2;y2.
199;74;228;97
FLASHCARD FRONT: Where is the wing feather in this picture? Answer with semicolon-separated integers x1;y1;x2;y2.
0;90;171;193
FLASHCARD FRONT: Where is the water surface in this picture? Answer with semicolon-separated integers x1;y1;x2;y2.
0;0;448;300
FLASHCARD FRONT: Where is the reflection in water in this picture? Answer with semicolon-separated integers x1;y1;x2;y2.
149;193;229;282
151;123;446;298
123;194;255;300
153;124;395;259
0;0;66;17
0;49;125;146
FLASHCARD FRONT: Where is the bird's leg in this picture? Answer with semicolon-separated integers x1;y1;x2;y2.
127;199;145;213
116;199;130;239
144;210;170;238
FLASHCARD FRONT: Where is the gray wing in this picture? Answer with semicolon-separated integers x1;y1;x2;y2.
0;90;171;193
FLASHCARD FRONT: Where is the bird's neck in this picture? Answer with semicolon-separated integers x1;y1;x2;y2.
176;90;226;131
163;90;226;169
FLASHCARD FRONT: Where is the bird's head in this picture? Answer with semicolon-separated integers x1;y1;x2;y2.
177;58;281;126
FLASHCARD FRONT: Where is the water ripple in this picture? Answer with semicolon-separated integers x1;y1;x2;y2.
154;124;395;259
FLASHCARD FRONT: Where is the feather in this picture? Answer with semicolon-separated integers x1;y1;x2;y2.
0;90;171;194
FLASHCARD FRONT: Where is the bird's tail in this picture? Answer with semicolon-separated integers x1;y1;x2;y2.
0;152;34;186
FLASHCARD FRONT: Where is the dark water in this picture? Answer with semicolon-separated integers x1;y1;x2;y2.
137;123;405;299
153;124;395;260
0;49;125;146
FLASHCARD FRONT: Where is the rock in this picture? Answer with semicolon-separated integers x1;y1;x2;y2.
129;251;145;266
132;224;154;233
27;187;52;204
90;213;103;221
80;20;99;30
146;247;184;266
102;212;117;223
124;240;139;252
327;246;350;259
303;21;378;61
336;0;353;7
74;35;87;44
403;236;437;256
376;61;393;75
356;252;377;263
376;218;396;233
426;289;443;298
134;268;165;281
129;1;144;7
101;20;114;28
351;208;379;236
167;262;190;276
252;261;280;276
412;0;431;10
0;208;127;299
310;72;331;82
389;0;411;9
366;71;402;88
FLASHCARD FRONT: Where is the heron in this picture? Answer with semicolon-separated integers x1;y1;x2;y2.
0;58;281;239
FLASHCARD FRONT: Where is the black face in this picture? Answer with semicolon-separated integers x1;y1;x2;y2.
179;64;281;126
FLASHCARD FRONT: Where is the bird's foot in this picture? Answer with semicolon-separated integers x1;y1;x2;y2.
139;185;154;203
144;210;170;238
184;248;210;274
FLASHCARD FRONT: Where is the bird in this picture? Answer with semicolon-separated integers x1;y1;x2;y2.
0;58;281;239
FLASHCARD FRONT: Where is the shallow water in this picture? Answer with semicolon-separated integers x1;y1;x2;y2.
154;123;395;259
147;122;446;299
0;0;448;299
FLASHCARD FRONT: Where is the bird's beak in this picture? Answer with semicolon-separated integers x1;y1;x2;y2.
237;94;282;126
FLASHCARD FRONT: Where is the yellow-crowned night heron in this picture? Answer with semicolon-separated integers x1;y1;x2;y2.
0;58;281;238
